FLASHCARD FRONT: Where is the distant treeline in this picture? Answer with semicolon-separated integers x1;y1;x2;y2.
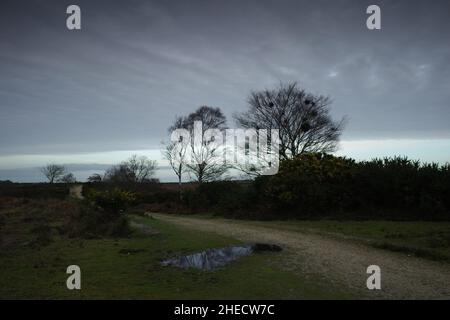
2;153;450;221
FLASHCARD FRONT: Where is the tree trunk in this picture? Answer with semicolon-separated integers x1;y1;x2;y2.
178;175;182;201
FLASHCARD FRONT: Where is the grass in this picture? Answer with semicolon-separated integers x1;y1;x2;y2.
0;198;355;299
4;195;447;299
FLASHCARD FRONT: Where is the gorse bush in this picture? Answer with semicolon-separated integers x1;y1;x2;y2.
66;203;131;239
182;181;258;216
258;154;450;219
97;153;449;220
172;154;450;220
86;188;137;215
261;153;356;217
64;188;137;238
353;158;450;218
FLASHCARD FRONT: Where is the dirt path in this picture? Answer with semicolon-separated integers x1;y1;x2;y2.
69;185;84;199
152;213;450;299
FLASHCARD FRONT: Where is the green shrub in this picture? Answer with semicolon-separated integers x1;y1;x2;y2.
82;154;449;221
85;188;137;215
255;154;450;220
352;157;450;219
260;153;356;217
66;203;131;239
182;181;258;216
65;188;135;238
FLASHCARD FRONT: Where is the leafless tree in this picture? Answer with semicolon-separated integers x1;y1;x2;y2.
41;164;66;183
225;127;280;178
104;164;135;183
58;173;76;183
87;173;102;183
126;155;157;183
163;116;189;189
172;106;229;183
104;155;157;183
234;82;346;161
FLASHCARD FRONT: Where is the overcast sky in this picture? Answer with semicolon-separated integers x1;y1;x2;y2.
1;0;450;181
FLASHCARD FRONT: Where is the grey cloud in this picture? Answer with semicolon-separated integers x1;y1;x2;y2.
1;0;450;157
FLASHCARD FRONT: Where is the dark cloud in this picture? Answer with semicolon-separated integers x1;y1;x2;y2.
1;0;450;157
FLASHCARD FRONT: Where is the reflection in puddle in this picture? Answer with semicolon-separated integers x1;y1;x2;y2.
161;244;282;270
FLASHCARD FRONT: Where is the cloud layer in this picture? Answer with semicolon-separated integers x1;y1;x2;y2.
1;0;449;176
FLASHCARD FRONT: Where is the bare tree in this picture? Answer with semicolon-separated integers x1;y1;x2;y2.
104;155;157;183
234;82;346;161
87;173;102;183
41;164;66;183
163;116;189;190
126;155;157;183
104;164;135;183
164;142;187;185
183;106;229;183
58;173;76;183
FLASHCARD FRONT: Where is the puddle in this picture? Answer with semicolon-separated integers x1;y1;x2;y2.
161;243;282;270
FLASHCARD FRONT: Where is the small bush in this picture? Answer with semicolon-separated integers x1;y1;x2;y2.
260;153;356;217
64;188;135;238
181;181;259;216
85;188;137;215
66;203;131;239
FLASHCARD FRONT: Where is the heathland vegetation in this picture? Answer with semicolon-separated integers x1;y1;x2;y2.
89;83;450;222
2;82;449;241
1;82;449;299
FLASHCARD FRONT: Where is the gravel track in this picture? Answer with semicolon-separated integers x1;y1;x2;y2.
152;213;450;299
